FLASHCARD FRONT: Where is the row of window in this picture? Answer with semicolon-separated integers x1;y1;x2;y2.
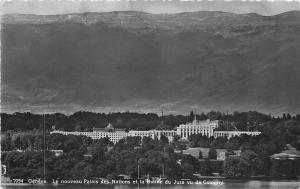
181;132;212;138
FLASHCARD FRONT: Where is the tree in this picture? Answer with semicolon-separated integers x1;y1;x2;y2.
84;164;95;178
283;114;287;120
241;150;257;161
92;144;106;163
1;133;12;151
224;141;238;151
176;142;187;151
189;134;211;148
95;164;106;177
240;150;258;175
190;111;194;121
181;154;199;174
13;136;22;150
208;148;217;159
160;135;169;144
270;159;299;177
224;156;251;178
83;137;93;146
106;173;117;180
198;150;203;159
165;159;182;179
181;163;194;178
210;137;227;149
173;135;180;142
252;157;267;175
199;160;211;176
75;125;82;132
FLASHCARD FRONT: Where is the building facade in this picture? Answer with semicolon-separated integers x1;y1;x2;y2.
51;119;261;143
213;131;261;139
176;117;220;139
128;130;155;139
50;124;177;144
50;123;128;144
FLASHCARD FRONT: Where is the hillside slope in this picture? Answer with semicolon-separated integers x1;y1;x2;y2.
1;11;300;114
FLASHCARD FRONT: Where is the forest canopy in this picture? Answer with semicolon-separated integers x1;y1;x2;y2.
2;111;299;132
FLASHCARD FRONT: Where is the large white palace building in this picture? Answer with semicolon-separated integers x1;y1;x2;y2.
176;117;220;139
51;123;177;144
51;117;261;143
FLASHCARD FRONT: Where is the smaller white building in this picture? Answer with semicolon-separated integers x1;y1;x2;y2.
50;150;63;157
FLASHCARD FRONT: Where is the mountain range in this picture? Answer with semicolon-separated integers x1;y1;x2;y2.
1;11;300;115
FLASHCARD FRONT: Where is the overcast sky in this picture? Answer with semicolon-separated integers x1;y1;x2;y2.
1;0;299;16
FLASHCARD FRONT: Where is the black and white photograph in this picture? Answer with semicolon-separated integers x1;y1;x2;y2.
1;0;300;188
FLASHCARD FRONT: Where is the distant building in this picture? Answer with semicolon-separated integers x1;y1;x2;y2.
128;130;155;139
217;151;226;160
183;147;227;160
117;174;131;179
83;154;92;158
270;144;300;160
1;165;7;176
50;150;63;157
176;117;220;139
213;131;261;139
227;150;241;157
92;124;128;144
176;116;261;140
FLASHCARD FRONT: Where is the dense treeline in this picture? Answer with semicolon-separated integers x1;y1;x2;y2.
2;135;200;180
1;118;300;180
2;111;300;132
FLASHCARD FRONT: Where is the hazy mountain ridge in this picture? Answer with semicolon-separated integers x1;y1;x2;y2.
2;11;299;29
1;11;300;115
